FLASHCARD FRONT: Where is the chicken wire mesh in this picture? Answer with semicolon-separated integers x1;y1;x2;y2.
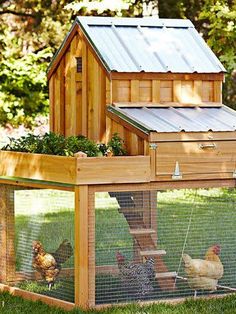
1;186;75;303
94;188;236;305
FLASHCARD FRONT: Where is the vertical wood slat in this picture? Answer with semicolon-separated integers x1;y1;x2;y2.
131;80;139;102
82;41;88;136
49;76;55;132
70;37;78;136
74;185;89;309
0;185;15;283
100;73;107;142
173;80;181;102
65;50;71;137
150;146;156;181
152;80;160;102
87;50;94;140
193;80;202;104
214;81;222;103
105;116;112;143
54;58;65;135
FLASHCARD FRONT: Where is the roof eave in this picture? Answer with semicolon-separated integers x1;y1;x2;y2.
47;20;80;80
75;16;112;74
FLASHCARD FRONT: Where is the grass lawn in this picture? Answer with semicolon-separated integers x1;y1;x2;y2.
7;188;236;305
1;292;236;314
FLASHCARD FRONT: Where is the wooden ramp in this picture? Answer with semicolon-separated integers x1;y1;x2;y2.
109;191;176;291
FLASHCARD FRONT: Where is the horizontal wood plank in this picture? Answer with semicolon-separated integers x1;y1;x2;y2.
111;73;224;81
0;151;77;184
76;156;150;184
113;102;222;108
155;141;236;181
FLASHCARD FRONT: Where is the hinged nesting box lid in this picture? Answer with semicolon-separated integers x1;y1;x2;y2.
107;105;236;134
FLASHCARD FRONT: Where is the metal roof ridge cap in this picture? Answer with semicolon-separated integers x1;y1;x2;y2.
76;16;194;27
107;105;152;132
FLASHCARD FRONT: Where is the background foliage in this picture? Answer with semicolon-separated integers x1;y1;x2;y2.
0;0;235;127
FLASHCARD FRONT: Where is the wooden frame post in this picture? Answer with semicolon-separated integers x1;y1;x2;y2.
75;185;93;309
0;185;15;283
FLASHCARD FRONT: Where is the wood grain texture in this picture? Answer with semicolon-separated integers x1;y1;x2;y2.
155;141;236;181
0;283;75;311
76;156;150;184
0;151;77;184
49;76;55;132
75;186;89;308
0;186;15;283
111;72;224;81
214;81;222;103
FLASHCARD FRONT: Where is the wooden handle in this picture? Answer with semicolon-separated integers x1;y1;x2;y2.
199;143;216;149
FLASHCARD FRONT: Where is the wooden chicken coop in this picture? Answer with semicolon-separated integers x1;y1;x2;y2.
1;16;236;311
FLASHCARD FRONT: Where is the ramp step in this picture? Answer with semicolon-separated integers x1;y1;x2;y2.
129;228;156;235
155;271;177;279
140;249;166;257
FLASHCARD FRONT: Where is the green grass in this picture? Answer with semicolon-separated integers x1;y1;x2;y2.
1;292;236;314
9;188;236;305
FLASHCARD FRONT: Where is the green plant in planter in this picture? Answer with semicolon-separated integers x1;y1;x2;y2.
2;132;127;157
107;133;127;156
3;133;100;157
65;135;100;157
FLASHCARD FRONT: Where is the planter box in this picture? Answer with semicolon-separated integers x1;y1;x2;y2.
0;151;151;185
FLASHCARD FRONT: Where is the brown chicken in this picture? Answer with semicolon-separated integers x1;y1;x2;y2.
116;251;155;297
32;240;73;290
182;244;224;297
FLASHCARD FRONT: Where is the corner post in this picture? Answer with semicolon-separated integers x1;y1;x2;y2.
75;185;95;309
0;185;15;283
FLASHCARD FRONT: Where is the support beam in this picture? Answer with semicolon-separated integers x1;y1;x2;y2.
0;185;15;283
74;185;89;309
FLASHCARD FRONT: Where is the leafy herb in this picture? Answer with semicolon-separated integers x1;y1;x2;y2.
3;133;99;157
107;133;127;156
2;132;127;157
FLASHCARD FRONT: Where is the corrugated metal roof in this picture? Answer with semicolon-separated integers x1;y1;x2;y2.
107;105;236;133
77;16;226;73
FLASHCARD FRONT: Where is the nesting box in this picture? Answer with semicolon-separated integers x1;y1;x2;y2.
1;16;236;311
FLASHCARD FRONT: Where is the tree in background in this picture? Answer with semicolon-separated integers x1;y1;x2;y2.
0;0;235;127
158;0;236;108
0;0;73;127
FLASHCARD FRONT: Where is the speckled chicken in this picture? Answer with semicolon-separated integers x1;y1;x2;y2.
116;251;155;297
32;240;73;290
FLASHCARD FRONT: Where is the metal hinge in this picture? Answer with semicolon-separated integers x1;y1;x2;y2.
149;143;158;150
172;161;182;180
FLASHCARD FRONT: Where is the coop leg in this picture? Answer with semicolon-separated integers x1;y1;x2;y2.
75;186;90;309
0;185;15;284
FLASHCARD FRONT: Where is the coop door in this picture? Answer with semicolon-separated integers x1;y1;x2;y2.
94;188;236;305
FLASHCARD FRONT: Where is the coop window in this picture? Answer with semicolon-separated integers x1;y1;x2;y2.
76;57;82;72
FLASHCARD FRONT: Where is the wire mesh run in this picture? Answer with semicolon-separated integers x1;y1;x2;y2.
94;188;236;305
2;186;75;303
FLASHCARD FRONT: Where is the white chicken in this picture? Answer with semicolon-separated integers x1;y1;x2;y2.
182;244;224;297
